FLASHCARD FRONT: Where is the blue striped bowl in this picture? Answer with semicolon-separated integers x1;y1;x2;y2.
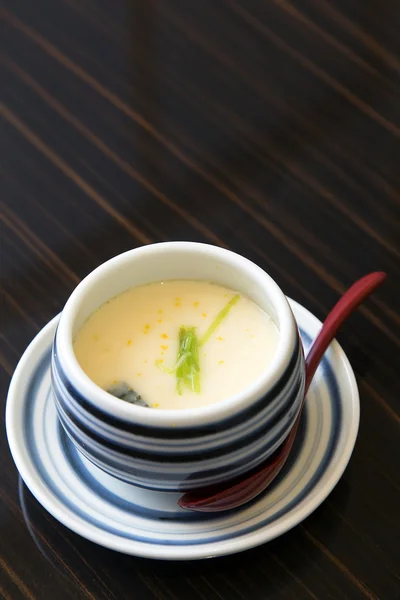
51;242;305;492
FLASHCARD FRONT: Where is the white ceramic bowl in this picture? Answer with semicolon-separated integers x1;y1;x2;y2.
51;242;305;491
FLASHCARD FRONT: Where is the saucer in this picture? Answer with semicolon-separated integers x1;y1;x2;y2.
6;300;359;560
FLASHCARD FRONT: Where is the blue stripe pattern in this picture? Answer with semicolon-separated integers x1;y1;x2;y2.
51;331;305;491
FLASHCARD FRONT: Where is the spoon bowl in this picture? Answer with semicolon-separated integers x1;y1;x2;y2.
179;272;386;512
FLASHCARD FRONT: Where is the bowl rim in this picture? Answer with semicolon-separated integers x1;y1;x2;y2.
55;242;299;428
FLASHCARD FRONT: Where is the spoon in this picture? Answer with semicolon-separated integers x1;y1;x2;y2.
179;272;386;512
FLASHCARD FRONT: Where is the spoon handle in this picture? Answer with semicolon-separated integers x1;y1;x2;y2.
269;271;387;486
304;272;386;394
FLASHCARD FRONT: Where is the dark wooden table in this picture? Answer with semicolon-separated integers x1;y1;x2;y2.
1;1;399;598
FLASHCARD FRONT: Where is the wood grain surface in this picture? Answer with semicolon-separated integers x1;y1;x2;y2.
1;1;399;598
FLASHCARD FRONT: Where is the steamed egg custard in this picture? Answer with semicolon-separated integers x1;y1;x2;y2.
73;281;280;410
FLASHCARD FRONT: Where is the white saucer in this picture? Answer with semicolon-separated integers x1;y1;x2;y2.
6;300;359;560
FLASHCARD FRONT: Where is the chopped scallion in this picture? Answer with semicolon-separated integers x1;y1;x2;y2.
155;294;240;395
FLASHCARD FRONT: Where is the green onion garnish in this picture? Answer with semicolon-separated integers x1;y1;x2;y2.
177;326;201;395
156;294;240;395
199;294;240;346
156;327;200;395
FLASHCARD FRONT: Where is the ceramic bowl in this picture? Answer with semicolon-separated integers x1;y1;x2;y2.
51;242;305;492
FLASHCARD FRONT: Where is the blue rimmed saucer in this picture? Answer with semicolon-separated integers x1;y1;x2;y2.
6;299;359;560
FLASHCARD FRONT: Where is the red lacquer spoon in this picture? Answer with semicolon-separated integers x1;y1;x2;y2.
179;272;386;512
